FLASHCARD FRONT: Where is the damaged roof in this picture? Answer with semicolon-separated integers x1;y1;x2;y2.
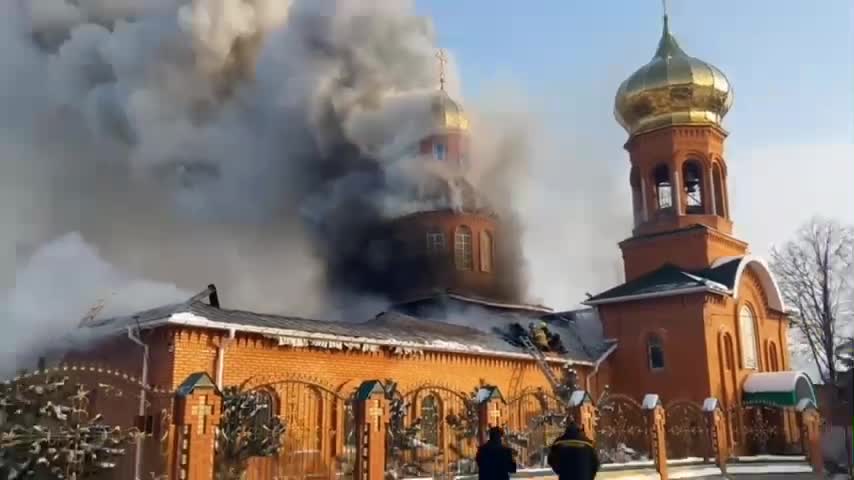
584;258;742;305
85;293;610;365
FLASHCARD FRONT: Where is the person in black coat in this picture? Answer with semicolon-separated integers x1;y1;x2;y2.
475;427;517;480
547;423;600;480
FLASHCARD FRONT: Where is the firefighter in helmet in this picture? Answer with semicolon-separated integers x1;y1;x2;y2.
530;321;551;351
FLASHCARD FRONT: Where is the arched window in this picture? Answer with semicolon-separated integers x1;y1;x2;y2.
682;161;704;214
420;394;441;447
630;167;643;226
739;305;759;370
712;163;726;217
724;333;735;370
653;165;673;210
454;225;473;270
434;142;447;161
648;334;665;370
253;390;276;432
426;228;445;254
479;231;493;273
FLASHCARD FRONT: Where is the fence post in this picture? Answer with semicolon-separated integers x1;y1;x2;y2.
796;401;824;474
567;390;597;441
172;372;222;480
643;394;668;480
476;385;505;445
702;398;728;474
354;380;388;480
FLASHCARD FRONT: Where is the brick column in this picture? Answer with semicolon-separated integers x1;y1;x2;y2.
642;394;668;480
475;385;505;445
702;398;728;474
567;390;597;441
172;372;222;480
797;404;824;474
354;380;388;480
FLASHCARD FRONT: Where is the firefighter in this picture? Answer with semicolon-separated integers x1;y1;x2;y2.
547;423;600;480
530;322;551;351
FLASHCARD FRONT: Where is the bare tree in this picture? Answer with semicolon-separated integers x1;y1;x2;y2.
771;217;854;385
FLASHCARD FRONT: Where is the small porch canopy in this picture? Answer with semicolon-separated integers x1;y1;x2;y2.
742;371;818;409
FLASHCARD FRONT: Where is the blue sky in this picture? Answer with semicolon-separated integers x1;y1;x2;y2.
417;0;854;307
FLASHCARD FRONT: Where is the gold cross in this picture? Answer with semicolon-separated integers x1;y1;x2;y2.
190;395;213;434
368;400;383;432
435;49;448;91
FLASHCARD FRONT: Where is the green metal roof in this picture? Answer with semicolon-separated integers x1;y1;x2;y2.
742;371;817;409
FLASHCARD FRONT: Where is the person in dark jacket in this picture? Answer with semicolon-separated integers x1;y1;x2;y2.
547;423;599;480
475;427;517;480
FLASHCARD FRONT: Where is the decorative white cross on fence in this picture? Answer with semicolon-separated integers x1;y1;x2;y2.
190;395;213;435
488;405;501;424
368;400;383;432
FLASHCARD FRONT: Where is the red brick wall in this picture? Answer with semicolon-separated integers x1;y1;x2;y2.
169;326;591;399
390;211;510;300
620;227;748;282
598;293;710;403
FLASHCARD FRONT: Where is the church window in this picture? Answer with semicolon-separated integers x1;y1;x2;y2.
739;305;759;369
630;167;642;225
647;334;665;370
653;165;673;210
252;390;276;433
434;142;447;161
480;231;494;273
712;163;726;218
420;394;441;447
682;161;704;214
426;229;445;253
454;225;473;270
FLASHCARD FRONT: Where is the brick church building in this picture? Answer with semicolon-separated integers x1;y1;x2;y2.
66;12;817;479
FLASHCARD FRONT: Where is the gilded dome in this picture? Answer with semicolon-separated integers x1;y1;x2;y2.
614;17;733;136
431;90;469;132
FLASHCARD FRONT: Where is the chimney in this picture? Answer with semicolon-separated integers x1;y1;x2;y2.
207;283;220;308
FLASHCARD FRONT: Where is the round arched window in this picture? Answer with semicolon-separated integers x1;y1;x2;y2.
738;305;759;370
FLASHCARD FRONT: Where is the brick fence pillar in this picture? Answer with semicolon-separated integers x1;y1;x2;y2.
172;372;222;480
354;380;388;480
702;398;728;474
797;403;824;474
567;390;597;441
642;394;668;480
476;385;505;445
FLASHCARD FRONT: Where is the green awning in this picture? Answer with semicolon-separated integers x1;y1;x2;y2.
742;371;817;409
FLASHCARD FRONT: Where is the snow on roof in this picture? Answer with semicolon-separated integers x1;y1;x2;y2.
85;297;604;365
743;371;812;393
702;397;719;412
642;393;661;410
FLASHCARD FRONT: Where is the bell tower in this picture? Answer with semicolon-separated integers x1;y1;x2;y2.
613;13;747;281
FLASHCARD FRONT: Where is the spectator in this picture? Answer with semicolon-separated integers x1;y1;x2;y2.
475;427;517;480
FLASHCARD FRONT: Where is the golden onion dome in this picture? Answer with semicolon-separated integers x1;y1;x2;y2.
614;16;733;136
431;89;470;132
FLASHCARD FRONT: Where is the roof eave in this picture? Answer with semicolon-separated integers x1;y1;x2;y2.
583;286;729;306
163;312;594;366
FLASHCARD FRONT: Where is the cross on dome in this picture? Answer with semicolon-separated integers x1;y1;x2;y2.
435;49;448;91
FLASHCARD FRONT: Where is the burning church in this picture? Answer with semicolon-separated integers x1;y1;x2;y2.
10;1;820;479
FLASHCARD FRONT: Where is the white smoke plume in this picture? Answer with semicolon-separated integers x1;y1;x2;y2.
2;0;628;373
